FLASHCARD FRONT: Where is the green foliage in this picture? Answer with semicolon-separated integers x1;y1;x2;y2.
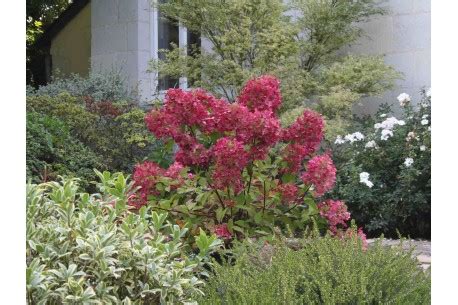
26;175;222;304
142;156;329;241
153;0;399;134
27;0;70;28
26;93;170;187
321;56;400;96
199;234;431;304
26;112;104;190
329;90;431;238
153;0;296;100
26;19;43;46
28;71;137;102
27;0;71;84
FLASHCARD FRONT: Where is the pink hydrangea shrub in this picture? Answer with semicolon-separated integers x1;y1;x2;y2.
132;75;365;241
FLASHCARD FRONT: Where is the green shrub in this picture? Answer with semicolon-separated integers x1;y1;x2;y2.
28;70;137;102
26;111;104;190
329;90;431;238
199;234;431;304
26;174;222;304
26;93;171;183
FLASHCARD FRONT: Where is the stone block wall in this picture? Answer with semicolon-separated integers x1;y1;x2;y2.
346;0;431;114
91;0;153;105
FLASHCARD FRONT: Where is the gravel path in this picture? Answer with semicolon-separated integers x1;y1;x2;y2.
367;239;431;270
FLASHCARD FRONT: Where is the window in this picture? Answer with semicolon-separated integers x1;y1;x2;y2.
157;8;179;90
152;1;201;93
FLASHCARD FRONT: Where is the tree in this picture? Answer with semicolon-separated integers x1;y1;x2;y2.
26;0;71;85
152;0;400;138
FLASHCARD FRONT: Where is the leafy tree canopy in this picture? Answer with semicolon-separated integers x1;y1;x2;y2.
153;0;400;138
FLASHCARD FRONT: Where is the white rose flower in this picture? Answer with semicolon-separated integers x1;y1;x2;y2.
375;117;405;130
359;172;374;188
426;87;431;98
381;129;393;140
420;145;426;151
344;134;354;143
354;132;364;140
335;135;345;145
397;93;411;106
365;140;377;148
404;158;414;167
421;119;429;125
379;113;387;118
344;132;365;143
428;126;431;131
422;114;429;119
406;131;418;142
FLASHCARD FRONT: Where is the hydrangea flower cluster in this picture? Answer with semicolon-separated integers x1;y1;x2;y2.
212;137;249;194
276;183;299;205
301;154;337;197
318;199;368;249
237;75;282;113
132;75;362;241
318;199;351;234
281;110;325;172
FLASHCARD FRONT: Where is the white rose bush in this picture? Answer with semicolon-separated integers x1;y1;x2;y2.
330;89;431;238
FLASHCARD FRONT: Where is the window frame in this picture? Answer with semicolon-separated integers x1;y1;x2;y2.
150;6;188;97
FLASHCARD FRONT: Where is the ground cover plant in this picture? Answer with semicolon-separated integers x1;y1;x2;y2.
26;174;221;304
129;75;367;245
330;89;431;238
199;233;431;304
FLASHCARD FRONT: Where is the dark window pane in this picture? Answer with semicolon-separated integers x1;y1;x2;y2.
158;5;179;90
187;30;201;87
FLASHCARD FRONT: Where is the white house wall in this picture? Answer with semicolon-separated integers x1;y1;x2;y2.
91;0;153;105
346;0;431;114
89;0;430;110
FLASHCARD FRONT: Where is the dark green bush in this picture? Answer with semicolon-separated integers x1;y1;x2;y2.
26;111;104;190
26;93;173;185
200;235;430;304
329;90;431;238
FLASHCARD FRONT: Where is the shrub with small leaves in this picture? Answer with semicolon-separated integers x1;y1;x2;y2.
28;70;137;102
26;173;221;304
199;233;431;304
